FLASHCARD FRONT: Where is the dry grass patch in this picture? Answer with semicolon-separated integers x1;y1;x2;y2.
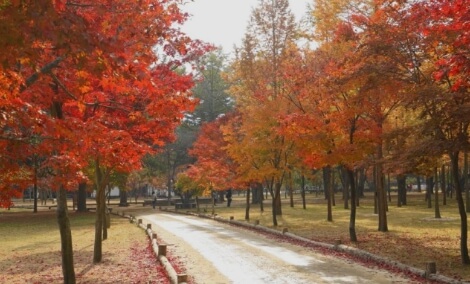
0;209;168;284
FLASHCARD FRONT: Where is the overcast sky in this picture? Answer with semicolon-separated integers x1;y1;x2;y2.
181;0;311;54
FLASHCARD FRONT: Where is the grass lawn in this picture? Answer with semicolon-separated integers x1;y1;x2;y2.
0;207;169;284
196;191;469;282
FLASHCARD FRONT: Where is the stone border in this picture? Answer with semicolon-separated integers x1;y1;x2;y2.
161;207;467;284
111;210;188;284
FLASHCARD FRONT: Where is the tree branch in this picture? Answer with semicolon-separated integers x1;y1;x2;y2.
20;57;64;92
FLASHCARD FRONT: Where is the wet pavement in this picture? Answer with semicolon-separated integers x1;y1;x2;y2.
142;212;419;284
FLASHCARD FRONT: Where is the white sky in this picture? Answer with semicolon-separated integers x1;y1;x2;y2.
181;0;311;55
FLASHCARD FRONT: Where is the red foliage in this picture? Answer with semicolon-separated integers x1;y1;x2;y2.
0;0;211;207
188;113;240;190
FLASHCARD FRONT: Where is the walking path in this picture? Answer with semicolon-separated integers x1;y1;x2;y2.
142;212;419;284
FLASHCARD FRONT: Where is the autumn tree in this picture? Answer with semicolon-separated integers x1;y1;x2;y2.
404;0;470;264
225;0;300;226
0;1;208;282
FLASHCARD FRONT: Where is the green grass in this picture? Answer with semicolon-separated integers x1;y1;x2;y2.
203;192;468;282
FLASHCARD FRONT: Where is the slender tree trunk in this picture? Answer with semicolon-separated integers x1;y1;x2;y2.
376;144;388;232
323;166;333;222
274;180;282;215
289;173;294;208
332;170;336;207
417;176;422;192
442;165;447;205
33;166;38;213
387;173;391;203
258;183;264;212
434;167;441;219
77;183;87;212
347;168;357;242
272;187;281;226
373;166;378;214
301;174;306;210
448;166;453;199
93;159;107;263
450;151;470;264
252;186;259;204
341;167;349;209
272;179;282;226
397;174;407;206
245;186;251;221
426;176;433;208
50;100;76;282
357;168;366;198
103;202;109;239
57;186;76;284
465;151;469;212
119;188;128;207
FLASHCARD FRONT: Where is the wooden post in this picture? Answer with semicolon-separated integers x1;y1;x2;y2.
147;224;152;230
152;233;157;239
282;228;288;234
425;261;436;277
177;274;188;283
158;244;167;256
138;219;142;225
230;216;234;220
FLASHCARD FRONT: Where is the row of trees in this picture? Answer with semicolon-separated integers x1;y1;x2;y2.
0;1;211;283
185;0;470;265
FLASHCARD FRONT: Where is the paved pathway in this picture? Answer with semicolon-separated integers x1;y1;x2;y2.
143;212;418;284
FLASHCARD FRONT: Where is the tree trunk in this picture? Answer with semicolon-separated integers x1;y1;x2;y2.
373;165;378;215
119;188;128;207
323;166;333;222
256;183;264;212
103;203;109;239
397;174;407;207
357;168;366;198
289;172;294;208
245;187;251;221
448;166;453;198
332;170;336;206
441;165;447;206
301;174;306;210
77;183;87;212
465;151;469;212
347;168;357;242
341;166;349;209
33;166;38;213
387;174;391;203
274;180;282;215
51;100;75;282
434;167;441;219
376;143;388;232
93;159;107;263
426;176;433;208
450;151;470;264
57;186;76;283
272;180;282;226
